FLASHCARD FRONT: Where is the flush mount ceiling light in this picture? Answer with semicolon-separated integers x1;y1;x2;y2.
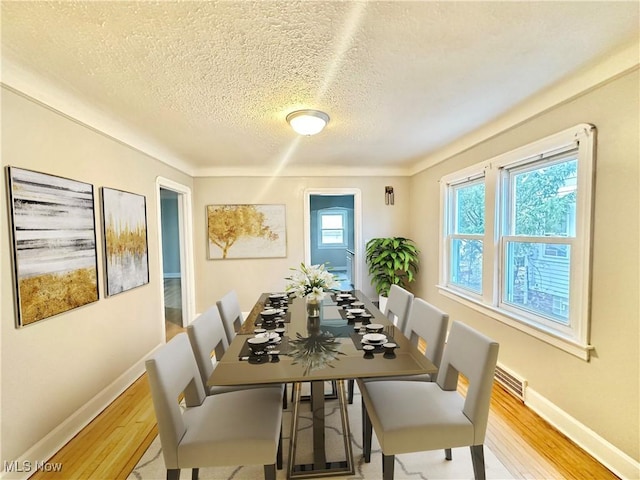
286;109;330;136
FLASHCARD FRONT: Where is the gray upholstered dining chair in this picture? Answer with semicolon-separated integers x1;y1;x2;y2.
347;285;415;403
363;297;449;385
145;333;284;480
355;298;448;445
186;305;285;402
358;320;499;480
403;298;448;378
384;284;414;335
216;290;243;344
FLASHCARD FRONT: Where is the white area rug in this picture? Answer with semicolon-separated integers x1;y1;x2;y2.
129;385;514;480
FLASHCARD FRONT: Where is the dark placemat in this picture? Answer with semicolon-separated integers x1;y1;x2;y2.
349;332;397;351
332;291;356;302
339;307;374;323
255;310;291;325
239;336;291;358
263;293;292;306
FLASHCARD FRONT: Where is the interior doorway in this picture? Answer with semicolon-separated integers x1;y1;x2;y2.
160;189;183;335
156;177;195;340
304;188;362;291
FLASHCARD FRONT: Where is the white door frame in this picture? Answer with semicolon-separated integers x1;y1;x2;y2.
303;188;362;290
156;177;196;331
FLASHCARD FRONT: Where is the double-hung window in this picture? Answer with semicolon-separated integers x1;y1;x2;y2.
446;176;485;295
318;208;347;248
439;124;595;359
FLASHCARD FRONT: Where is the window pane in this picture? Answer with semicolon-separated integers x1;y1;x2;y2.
454;182;485;234
321;229;343;244
513;159;577;236
450;238;483;293
503;241;570;324
321;214;343;229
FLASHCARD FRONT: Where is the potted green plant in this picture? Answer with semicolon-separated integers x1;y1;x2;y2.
365;237;420;309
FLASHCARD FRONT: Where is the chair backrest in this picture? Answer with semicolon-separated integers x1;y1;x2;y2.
405;298;449;369
217;290;244;344
145;333;207;468
384;284;414;333
186;305;230;389
436;321;499;444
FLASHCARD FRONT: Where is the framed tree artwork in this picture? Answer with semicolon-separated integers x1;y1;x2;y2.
206;204;287;259
6;167;99;327
101;187;149;296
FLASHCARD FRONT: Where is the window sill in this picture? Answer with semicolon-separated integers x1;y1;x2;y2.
437;285;593;361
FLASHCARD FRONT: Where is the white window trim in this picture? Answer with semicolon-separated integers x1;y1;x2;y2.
317;207;348;249
438;124;595;360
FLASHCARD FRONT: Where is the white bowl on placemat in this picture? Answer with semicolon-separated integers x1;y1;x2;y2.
347;308;365;316
362;333;387;345
365;323;384;333
247;336;270;355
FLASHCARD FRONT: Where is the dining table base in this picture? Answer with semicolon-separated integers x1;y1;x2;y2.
287;380;355;479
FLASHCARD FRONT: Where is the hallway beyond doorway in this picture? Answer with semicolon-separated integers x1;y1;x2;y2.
163;278;182;339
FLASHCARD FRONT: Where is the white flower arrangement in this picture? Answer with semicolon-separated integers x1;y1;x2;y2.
285;263;339;301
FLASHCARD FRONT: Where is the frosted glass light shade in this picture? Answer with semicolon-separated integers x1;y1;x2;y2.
286;109;329;136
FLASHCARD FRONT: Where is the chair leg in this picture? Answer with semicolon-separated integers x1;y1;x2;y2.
277;426;283;469
191;468;199;480
362;398;372;463
264;464;276;480
167;469;180;480
382;454;395;480
347;379;354;404
445;447;452;460
470;445;486;480
361;396;366;447
283;384;288;410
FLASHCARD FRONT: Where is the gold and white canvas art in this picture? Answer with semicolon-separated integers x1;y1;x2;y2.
7;167;99;326
207;204;287;259
101;187;149;296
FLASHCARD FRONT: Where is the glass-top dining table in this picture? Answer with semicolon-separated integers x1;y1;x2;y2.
208;290;437;479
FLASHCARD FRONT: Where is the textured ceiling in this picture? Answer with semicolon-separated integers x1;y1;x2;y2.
1;1;638;175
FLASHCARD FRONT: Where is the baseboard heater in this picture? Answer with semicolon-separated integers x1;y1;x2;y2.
494;364;527;401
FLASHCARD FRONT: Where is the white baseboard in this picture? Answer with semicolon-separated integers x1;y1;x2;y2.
1;344;164;480
526;387;640;479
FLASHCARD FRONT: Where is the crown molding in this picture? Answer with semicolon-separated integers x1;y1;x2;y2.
0;57;412;179
0;56;195;176
192;165;411;178
3;38;637;180
409;40;640;176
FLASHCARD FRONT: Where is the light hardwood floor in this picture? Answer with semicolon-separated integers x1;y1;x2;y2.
30;360;618;480
163;278;183;329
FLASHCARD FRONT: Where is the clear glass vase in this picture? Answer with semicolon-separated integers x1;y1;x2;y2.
306;296;321;318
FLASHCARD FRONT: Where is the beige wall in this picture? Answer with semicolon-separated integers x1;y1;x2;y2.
409;69;640;460
1;67;637;471
193;176;412;313
0;88;193;462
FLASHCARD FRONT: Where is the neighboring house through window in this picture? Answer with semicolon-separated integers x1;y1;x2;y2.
439;124;596;359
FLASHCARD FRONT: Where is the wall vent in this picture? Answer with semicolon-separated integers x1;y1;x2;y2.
495;364;527;401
